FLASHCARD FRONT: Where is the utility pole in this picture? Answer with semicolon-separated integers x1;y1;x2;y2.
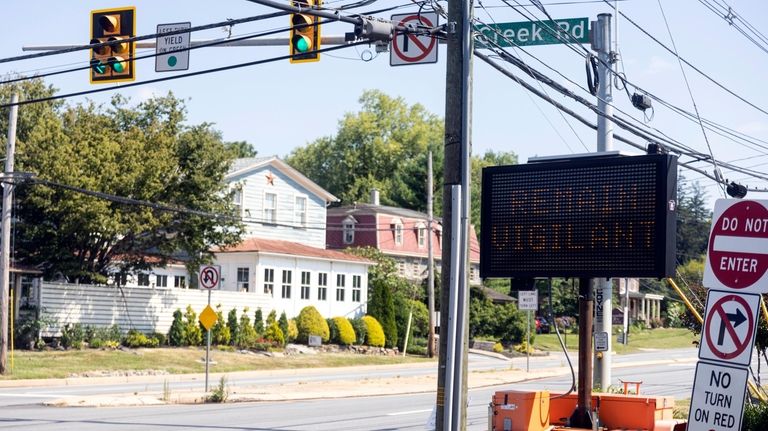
570;278;595;429
592;13;614;391
427;151;436;358
0;93;18;375
436;0;473;426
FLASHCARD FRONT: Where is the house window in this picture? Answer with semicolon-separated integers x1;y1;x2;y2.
137;273;150;286
397;261;406;276
295;196;307;228
301;271;311;299
352;275;362;302
336;274;345;301
233;188;243;217
343;216;356;244
282;270;292;298
417;224;427;248
156;275;168;288
174;276;186;288
264;268;274;295
264;192;277;224
237;267;250;292
394;221;404;245
318;272;328;300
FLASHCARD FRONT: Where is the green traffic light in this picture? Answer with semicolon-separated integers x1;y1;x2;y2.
109;57;126;73
112;62;125;73
90;59;107;74
296;38;310;52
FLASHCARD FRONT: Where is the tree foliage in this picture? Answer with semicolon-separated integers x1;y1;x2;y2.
0;80;244;283
676;178;711;264
296;306;330;343
363;315;386;347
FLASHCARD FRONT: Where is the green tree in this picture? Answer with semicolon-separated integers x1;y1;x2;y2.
211;305;230;345
183;305;203;346
4;87;244;283
253;308;264;335
168;309;185;346
227;308;239;346
224;140;257;158
676;178;711;264
236;307;257;348
278;312;289;341
470;150;518;237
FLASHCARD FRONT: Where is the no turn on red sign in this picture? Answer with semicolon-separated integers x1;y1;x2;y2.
698;290;760;366
390;12;439;66
704;199;768;293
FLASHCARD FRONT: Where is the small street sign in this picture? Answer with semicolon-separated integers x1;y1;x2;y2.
199;265;220;290
156;22;191;72
687;361;748;431
518;290;538;310
390;12;438;66
199;304;218;331
703;199;768;293
475;17;589;48
699;290;759;366
594;331;609;352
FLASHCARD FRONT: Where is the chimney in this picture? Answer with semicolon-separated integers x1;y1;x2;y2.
370;189;380;206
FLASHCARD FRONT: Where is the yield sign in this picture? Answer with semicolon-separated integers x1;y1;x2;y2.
390;12;439;66
699;289;759;366
703;199;768;293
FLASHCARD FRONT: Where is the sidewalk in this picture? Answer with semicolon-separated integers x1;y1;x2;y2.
38;350;697;407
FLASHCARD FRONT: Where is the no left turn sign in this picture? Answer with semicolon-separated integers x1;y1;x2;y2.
390;12;439;66
704;199;768;293
699;289;759;366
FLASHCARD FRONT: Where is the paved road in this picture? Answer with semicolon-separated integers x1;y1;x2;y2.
0;348;716;430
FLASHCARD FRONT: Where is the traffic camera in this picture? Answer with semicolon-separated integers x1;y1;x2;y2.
290;0;321;63
90;7;136;83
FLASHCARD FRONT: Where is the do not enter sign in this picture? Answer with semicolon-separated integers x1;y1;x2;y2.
704;199;768;293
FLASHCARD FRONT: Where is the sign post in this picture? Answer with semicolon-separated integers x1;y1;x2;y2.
518;290;537;372
198;265;220;392
688;198;768;430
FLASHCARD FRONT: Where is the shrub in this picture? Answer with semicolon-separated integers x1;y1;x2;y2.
151;332;167;346
326;318;339;344
253;308;264;335
266;310;277;325
287;319;298;342
212;306;231;346
493;342;504;353
236;307;258;348
350;317;367;345
743;401;768;430
207;376;229;403
296;306;330;343
123;329;159;348
61;323;85;349
183;305;203;346
368;280;397;348
264;321;285;347
168;309;185;346
362;316;385;347
278;312;289;341
332;317;356;346
227;308;239;346
14;311;55;350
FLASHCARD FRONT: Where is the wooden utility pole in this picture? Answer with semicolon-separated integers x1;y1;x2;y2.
0;93;19;375
436;0;473;426
427;151;436;358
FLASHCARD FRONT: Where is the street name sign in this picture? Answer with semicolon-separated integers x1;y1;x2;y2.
390;12;438;66
687;361;748;431
199;265;220;289
518;290;538;310
698;290;759;366
475;17;589;48
156;22;191;72
703;199;768;293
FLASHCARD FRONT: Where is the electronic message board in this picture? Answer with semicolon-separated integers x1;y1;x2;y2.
480;153;677;279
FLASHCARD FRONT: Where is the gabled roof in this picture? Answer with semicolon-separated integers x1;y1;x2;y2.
214;237;373;264
328;203;441;223
227;156;339;203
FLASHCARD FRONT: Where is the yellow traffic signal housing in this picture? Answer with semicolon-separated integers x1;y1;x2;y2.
90;7;136;83
289;0;321;63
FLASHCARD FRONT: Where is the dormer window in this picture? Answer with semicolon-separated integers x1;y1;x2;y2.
392;218;404;245
343;216;357;245
233;188;243;217
416;222;427;248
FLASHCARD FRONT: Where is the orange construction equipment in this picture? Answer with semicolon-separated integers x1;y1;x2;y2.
549;392;675;430
490;390;550;431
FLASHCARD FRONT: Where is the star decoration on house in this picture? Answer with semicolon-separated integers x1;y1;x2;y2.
265;172;275;186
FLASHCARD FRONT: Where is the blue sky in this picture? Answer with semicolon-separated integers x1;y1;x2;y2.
2;0;767;204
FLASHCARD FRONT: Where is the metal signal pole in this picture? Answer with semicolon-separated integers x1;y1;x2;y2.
427;151;436;358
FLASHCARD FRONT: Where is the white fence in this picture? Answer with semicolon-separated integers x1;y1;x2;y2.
39;282;273;336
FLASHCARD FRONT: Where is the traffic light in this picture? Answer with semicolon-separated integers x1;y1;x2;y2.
289;0;321;63
90;7;136;83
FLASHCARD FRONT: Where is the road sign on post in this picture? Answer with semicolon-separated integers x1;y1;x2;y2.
199;265;220;290
688;361;748;431
475;17;589;48
699;290;759;366
518;290;538;310
704;199;768;293
390;12;438;66
156;22;191;72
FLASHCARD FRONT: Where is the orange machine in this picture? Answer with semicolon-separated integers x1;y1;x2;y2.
490;390;551;431
549;392;675;430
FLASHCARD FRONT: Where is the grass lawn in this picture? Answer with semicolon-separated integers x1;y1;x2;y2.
532;328;698;354
1;348;434;380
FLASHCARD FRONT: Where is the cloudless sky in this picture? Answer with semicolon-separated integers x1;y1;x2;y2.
2;0;768;206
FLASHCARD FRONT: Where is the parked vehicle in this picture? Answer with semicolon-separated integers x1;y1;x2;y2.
535;316;551;334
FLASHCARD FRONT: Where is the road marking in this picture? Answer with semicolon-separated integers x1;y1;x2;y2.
0;392;67;398
387;408;432;416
